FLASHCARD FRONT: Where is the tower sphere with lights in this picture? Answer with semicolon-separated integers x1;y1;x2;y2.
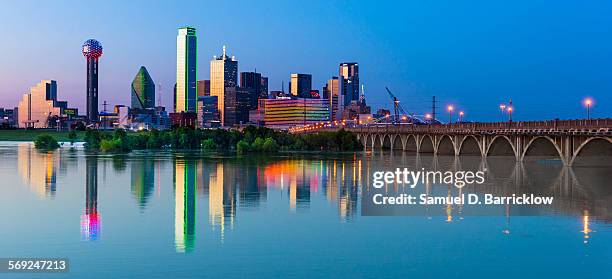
82;39;103;122
82;39;103;59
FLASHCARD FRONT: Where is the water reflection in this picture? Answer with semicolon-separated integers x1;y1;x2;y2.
8;144;612;253
17;143;58;197
131;158;155;209
81;155;100;241
174;158;196;253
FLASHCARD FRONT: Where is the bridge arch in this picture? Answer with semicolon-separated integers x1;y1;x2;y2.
459;135;482;156
521;136;564;163
382;134;392;150
404;135;418;152
437;135;455;155
392;134;403;150
487;135;516;157
419;135;435;153
569;137;612;166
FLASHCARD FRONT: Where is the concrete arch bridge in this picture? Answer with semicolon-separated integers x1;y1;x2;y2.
308;119;612;166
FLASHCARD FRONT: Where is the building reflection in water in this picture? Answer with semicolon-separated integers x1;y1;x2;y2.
131;158;155;210
17;143;58;197
208;163;236;239
81;156;100;241
174;158;196;253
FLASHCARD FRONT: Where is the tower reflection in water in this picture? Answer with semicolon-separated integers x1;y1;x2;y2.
174;158;196;253
81;156;100;241
131;158;155;210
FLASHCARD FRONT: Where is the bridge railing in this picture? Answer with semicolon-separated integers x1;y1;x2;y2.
302;118;612;135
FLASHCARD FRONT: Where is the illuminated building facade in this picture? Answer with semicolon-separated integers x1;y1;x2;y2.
339;62;359;105
210;46;238;125
82;39;103;122
197;80;210;97
260;98;329;129
323;77;342;121
290;73;312;98
197;96;220;127
17;80;63;128
176;27;197;113
131;66;155;109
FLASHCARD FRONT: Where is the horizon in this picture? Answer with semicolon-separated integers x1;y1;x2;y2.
1;0;611;121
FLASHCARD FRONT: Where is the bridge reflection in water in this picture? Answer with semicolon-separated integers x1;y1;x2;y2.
10;143;612;253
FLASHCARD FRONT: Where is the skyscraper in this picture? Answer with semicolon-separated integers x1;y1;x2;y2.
210;46;238;125
197;80;210;97
323;77;342;120
290;73;312;98
131;66;155;110
82;39;103;122
240;72;262;109
176;27;197;113
339;62;359;105
260;76;269;100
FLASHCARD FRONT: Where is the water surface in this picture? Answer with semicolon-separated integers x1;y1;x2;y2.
0;142;610;278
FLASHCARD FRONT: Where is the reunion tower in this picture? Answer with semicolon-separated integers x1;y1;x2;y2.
82;39;103;122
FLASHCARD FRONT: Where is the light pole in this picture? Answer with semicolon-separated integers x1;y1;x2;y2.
499;104;506;122
584;98;593;120
459;111;464;123
447;105;454;124
507;106;513;123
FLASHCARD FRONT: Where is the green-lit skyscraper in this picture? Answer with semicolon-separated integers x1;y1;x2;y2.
176;27;197;113
131;66;156;109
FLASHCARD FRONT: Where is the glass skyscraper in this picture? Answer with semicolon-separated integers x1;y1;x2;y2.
131;66;155;110
176;27;197;113
210;46;238;125
339;62;359;105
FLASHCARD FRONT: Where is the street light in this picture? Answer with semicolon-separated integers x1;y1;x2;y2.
584;98;593;120
447;105;454;124
507;106;513;122
499;104;506;122
459;111;464;123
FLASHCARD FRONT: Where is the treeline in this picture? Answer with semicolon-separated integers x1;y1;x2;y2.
38;126;362;153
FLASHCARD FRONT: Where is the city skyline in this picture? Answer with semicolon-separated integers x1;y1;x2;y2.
1;1;612;121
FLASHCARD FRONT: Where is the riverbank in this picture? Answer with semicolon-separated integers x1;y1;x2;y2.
0;130;86;141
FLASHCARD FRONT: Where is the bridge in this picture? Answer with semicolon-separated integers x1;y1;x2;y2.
295;118;612;166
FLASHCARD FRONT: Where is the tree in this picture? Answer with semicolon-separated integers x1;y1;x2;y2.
34;135;60;150
67;130;78;146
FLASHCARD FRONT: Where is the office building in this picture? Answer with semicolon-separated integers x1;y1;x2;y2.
223;86;250;126
323;77;342;120
210;46;238;125
339;62;359;105
290;73;312;98
17;80;63;128
176;27;197;113
240;72;262;109
260;98;329;129
260;76;269;100
197;96;220;128
131;66;155;109
197;80;210;97
82;39;103;122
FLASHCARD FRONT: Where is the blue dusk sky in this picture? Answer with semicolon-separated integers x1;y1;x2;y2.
0;0;611;121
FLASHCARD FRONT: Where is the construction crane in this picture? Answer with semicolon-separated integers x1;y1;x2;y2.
385;87;409;125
